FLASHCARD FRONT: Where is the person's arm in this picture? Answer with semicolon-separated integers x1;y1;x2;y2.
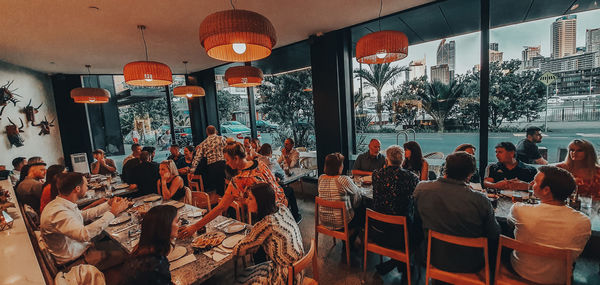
90;162;100;175
483;177;509;189
81;197;108;211
351;169;372;176
338;176;359;196
289;150;299;168
104;159;117;173
420;160;429;181
232;218;271;257
80;201;111;221
533;157;547;165
482;196;501;241
160;177;184;200
179;186;235;238
277;152;284;165
507;179;530;191
54;201;127;242
190;145;203;174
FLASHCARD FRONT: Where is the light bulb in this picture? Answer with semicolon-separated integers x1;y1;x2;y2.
232;43;247;54
144;74;153;82
89;97;96;103
186;93;193;98
376;51;387;59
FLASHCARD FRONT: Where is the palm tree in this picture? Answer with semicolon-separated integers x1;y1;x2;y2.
417;80;464;133
354;63;407;125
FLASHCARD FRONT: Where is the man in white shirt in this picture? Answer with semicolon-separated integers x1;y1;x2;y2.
509;166;591;284
277;138;300;169
122;143;142;167
40;172;129;269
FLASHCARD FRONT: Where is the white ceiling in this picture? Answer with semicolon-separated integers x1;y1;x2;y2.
0;0;432;75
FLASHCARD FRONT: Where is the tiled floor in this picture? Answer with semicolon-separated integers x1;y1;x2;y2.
204;181;600;285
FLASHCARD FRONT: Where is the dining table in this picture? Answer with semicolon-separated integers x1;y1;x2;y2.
280;167;314;186
104;194;251;285
76;175;138;207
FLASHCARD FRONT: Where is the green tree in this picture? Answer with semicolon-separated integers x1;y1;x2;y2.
354;63;407;125
419;80;465;132
256;69;314;148
217;90;241;123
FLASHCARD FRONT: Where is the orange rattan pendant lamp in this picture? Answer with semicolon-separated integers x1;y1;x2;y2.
224;65;263;87
199;2;276;62
70;65;111;104
355;0;408;64
123;25;172;86
173;61;205;98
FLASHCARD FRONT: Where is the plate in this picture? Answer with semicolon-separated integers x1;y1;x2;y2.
113;183;129;190
191;232;226;249
187;209;205;218
143;196;161;203
109;213;130;226
167;246;187;262
224;223;246;234
222;234;245;249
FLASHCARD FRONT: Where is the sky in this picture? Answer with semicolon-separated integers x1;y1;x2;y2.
353;8;600;93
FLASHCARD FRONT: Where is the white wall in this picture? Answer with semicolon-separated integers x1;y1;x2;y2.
0;61;64;167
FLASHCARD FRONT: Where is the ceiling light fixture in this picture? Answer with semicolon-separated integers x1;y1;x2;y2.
70;65;111;104
199;1;276;62
173;61;205;98
356;0;408;64
224;65;263;87
123;25;172;86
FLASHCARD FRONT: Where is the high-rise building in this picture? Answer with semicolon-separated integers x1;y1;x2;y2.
489;50;503;62
586;28;600;53
489;42;499;51
431;64;450;85
522;46;542;69
408;57;427;80
541;52;597;73
436;39;455;72
551;15;577;59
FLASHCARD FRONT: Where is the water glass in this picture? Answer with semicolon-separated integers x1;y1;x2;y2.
580;196;592;209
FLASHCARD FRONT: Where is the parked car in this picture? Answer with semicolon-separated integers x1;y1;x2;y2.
174;126;193;146
220;121;251;140
256;120;279;132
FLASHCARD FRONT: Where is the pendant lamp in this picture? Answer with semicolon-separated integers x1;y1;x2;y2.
355;0;408;64
199;2;276;62
224;66;263;87
173;61;205;98
70;65;111;104
123;25;172;86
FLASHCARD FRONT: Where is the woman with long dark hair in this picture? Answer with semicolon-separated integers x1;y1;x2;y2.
39;164;66;213
233;183;304;285
402;141;429;180
121;205;178;285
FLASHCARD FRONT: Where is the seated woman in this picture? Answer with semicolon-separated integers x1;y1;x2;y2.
121;205;178;285
179;142;287;238
439;143;481;184
402;141;429;181
157;160;185;201
233;183;304;285
557;139;600;199
317;153;363;241
39;164;66;213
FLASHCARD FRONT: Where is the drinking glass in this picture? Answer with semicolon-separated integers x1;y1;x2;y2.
580;196;592;210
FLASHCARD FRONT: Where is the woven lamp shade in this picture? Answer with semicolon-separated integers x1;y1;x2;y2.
123;61;173;86
70;87;111;104
199;9;277;62
173;85;205;98
225;66;263;87
356;31;408;64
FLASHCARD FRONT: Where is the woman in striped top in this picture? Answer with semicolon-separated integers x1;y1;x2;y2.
233;183;304;285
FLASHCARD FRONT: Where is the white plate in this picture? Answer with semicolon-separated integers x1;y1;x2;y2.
224;223;246;234
109;213;130;226
188;209;204;218
222;234;245;249
167;246;187;262
113;183;129;190
143;196;161;202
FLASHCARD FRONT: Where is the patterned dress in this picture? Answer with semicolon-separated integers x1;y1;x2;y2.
317;175;360;230
228;160;288;206
233;206;304;285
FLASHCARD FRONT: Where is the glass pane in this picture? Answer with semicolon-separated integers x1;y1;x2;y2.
215;74;250;142
169;76;192;148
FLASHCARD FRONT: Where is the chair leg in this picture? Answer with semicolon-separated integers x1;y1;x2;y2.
405;261;412;285
345;240;351;265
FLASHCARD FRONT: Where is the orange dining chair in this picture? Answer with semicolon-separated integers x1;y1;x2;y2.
314;197;352;265
425;230;490;285
363;209;411;284
288;239;319;285
494;235;573;285
188;173;205;192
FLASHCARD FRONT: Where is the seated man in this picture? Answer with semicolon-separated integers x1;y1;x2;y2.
277;138;300;169
90;149;116;175
352;139;385;176
414;152;500;273
509;166;591;284
516;126;547;165
167;144;184;166
16;162;46;213
40;172;129;269
10;157;26;186
484;142;537;190
130;151;160;197
122;143;142;167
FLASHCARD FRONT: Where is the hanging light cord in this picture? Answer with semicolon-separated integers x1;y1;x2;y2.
86;65;91;75
183;61;189;76
230;0;236;9
139;26;149;61
378;0;383;31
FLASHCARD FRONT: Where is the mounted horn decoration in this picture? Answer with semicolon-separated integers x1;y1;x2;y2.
0;80;20;119
21;99;43;125
224;66;263;87
70;65;111;104
5;117;24;147
33;116;55;135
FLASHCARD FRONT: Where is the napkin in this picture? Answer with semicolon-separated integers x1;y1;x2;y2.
169;254;196;271
203;249;229;262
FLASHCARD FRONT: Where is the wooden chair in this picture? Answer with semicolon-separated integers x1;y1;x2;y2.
188;173;205;192
190;191;213;211
363;209;411;285
314;197;351;265
494;235;573;285
288;239;319;285
425;230;490;285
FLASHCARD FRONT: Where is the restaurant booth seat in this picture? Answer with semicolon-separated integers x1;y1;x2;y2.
494;235;573;285
363;209;411;285
425;230;491;285
314;197;353;265
288;239;319;285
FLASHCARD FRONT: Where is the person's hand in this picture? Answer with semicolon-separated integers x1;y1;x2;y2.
178;224;199;239
495;179;509;189
161;171;170;180
110;197;129;216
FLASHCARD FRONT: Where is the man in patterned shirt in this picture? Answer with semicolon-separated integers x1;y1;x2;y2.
191;125;227;195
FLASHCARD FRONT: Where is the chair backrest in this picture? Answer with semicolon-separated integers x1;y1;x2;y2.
188;174;204;192
190;191;211;211
288;239;318;285
365;208;409;251
494;235;573;285
314;197;349;239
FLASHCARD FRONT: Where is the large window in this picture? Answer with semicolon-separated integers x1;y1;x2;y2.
215;73;250;142
489;8;600;164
